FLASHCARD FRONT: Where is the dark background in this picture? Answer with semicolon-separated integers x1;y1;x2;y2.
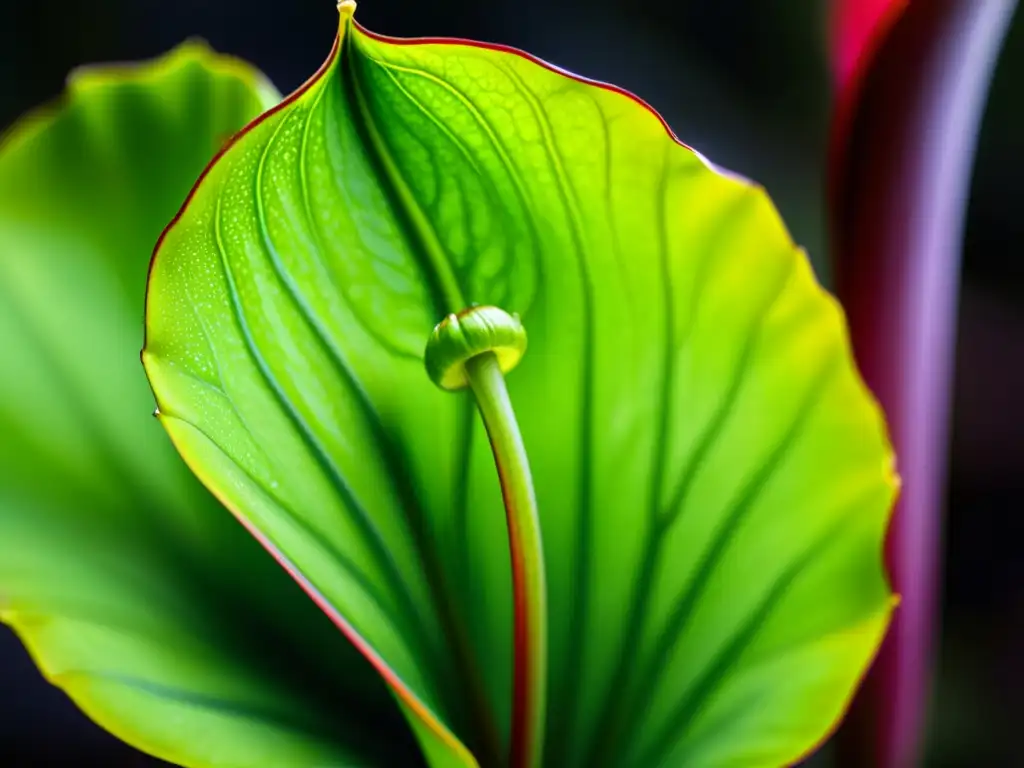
0;1;1020;765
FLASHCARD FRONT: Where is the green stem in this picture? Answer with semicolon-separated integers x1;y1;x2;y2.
465;351;547;768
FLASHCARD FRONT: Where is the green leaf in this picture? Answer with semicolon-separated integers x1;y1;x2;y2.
0;42;421;767
145;9;897;768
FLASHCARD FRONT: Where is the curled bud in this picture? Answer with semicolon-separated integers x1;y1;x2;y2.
424;306;528;391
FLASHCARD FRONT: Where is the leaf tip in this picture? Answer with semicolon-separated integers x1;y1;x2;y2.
337;0;357;20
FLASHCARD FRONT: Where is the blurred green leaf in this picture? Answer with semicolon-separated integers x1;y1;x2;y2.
0;42;420;767
145;9;897;767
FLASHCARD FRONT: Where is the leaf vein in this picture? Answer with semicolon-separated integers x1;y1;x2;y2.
635;346;842;731
361;55;544;313
633;484;872;765
212;166;428;660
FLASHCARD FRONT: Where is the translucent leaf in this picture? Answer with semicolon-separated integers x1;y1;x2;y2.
145;12;897;767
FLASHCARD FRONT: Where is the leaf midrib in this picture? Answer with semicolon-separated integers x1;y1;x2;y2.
342;33;510;761
360;53;546;315
345;32;464;316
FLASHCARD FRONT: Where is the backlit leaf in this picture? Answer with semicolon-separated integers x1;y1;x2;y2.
145;10;898;767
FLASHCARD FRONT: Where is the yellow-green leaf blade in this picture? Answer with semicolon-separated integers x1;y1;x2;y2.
146;11;897;767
